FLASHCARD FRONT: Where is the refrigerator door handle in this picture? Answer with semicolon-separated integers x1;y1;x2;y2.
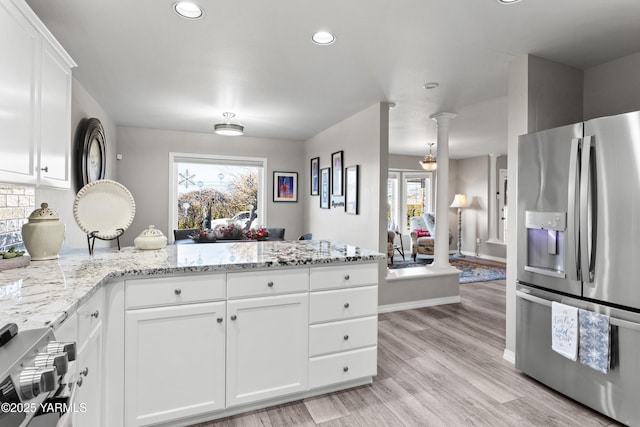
516;290;640;332
567;137;581;282
580;135;597;284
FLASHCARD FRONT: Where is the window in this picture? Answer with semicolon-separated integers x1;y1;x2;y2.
169;153;267;239
387;171;434;232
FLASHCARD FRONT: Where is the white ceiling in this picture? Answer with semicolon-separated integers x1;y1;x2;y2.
26;0;640;159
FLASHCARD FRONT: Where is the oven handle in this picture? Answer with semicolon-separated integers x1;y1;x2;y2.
516;290;640;332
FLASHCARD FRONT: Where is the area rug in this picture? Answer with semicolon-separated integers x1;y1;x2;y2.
388;257;506;283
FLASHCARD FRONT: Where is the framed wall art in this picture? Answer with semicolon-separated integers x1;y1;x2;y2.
345;165;359;214
273;171;298;202
320;167;330;209
310;157;319;196
331;150;343;196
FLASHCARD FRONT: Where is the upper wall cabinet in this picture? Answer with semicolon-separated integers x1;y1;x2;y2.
0;0;76;188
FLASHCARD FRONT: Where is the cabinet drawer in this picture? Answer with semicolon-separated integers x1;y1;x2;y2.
310;286;377;324
310;263;377;291
309;316;377;357
309;346;377;389
77;288;104;345
227;268;308;299
126;274;225;309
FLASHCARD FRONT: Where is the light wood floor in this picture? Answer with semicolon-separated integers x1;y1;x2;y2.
194;280;620;426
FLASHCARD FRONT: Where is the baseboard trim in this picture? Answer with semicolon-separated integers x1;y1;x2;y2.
460;251;506;263
503;348;515;365
378;296;461;313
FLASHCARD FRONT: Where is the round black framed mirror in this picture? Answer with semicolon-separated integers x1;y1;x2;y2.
77;118;106;188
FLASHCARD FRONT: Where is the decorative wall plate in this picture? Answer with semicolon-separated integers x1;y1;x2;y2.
77;118;106;188
73;180;136;239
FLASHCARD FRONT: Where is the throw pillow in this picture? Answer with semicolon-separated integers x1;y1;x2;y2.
413;228;431;238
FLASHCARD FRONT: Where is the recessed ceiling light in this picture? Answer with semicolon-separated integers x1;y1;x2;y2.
498;0;522;4
312;31;335;45
173;2;204;19
423;82;439;90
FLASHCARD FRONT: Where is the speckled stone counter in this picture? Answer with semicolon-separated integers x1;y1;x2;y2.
0;240;384;332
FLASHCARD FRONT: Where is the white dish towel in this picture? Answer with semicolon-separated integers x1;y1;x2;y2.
551;301;579;361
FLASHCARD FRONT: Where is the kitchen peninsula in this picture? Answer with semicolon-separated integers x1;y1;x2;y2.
0;240;384;426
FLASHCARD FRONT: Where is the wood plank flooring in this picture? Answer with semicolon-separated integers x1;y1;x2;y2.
193;280;621;426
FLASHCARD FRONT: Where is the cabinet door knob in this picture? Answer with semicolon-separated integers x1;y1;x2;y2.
217;317;223;323
81;367;89;377
344;274;350;280
231;315;237;321
343;366;349;372
267;281;274;287
77;377;83;387
41;166;49;172
91;310;99;319
343;335;349;341
174;288;182;295
344;302;350;308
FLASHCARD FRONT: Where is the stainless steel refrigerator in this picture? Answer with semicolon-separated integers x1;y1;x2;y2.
517;110;640;425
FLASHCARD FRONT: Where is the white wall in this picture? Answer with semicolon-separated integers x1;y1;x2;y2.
116;127;305;247
584;52;640;119
36;78;118;250
303;103;388;253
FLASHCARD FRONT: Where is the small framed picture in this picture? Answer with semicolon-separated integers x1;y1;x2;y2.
310;157;319;196
345;165;359;214
273;171;298;202
320;167;330;209
331;150;343;196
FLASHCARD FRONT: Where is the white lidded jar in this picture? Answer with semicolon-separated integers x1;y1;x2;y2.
22;203;66;260
134;225;167;250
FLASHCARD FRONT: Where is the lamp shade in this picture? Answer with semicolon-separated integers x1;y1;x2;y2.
450;194;468;208
419;154;437;171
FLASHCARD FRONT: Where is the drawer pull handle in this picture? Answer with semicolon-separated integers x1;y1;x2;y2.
174;288;182;295
344;274;350;280
344;302;350;308
217;317;223;323
81;367;89;377
91;310;99;319
344;335;349;341
343;366;349;372
231;315;237;321
267;281;274;287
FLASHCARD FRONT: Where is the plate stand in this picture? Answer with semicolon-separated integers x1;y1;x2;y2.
86;228;124;255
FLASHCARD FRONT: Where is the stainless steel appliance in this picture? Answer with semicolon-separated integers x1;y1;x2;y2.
0;323;77;427
517;110;640;425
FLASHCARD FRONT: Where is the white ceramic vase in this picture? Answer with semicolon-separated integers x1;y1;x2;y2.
22;203;66;261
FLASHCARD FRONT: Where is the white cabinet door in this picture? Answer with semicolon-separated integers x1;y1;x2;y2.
0;0;37;185
38;41;72;188
125;301;226;427
74;321;103;427
226;293;308;407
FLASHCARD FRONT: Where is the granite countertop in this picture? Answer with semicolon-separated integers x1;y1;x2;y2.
0;240;384;332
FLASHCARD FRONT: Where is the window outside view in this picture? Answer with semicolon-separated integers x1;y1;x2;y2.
176;162;259;230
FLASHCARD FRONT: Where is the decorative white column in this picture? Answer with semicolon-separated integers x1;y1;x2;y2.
429;112;457;267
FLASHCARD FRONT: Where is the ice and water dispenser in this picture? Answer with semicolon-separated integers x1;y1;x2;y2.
524;211;567;278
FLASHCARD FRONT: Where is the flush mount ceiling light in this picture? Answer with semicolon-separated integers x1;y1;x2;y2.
312;31;336;45
498;0;522;3
419;143;437;171
173;2;204;19
423;82;439;90
214;112;244;136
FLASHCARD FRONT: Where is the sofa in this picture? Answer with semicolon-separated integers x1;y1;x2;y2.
409;213;451;261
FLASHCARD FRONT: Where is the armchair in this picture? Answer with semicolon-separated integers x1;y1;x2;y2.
409;213;451;261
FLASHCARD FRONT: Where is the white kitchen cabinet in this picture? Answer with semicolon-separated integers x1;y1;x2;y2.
124;274;227;427
74;288;105;427
0;0;75;188
226;292;308;407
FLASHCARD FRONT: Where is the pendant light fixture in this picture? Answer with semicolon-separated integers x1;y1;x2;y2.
214;112;244;136
419;143;437;171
